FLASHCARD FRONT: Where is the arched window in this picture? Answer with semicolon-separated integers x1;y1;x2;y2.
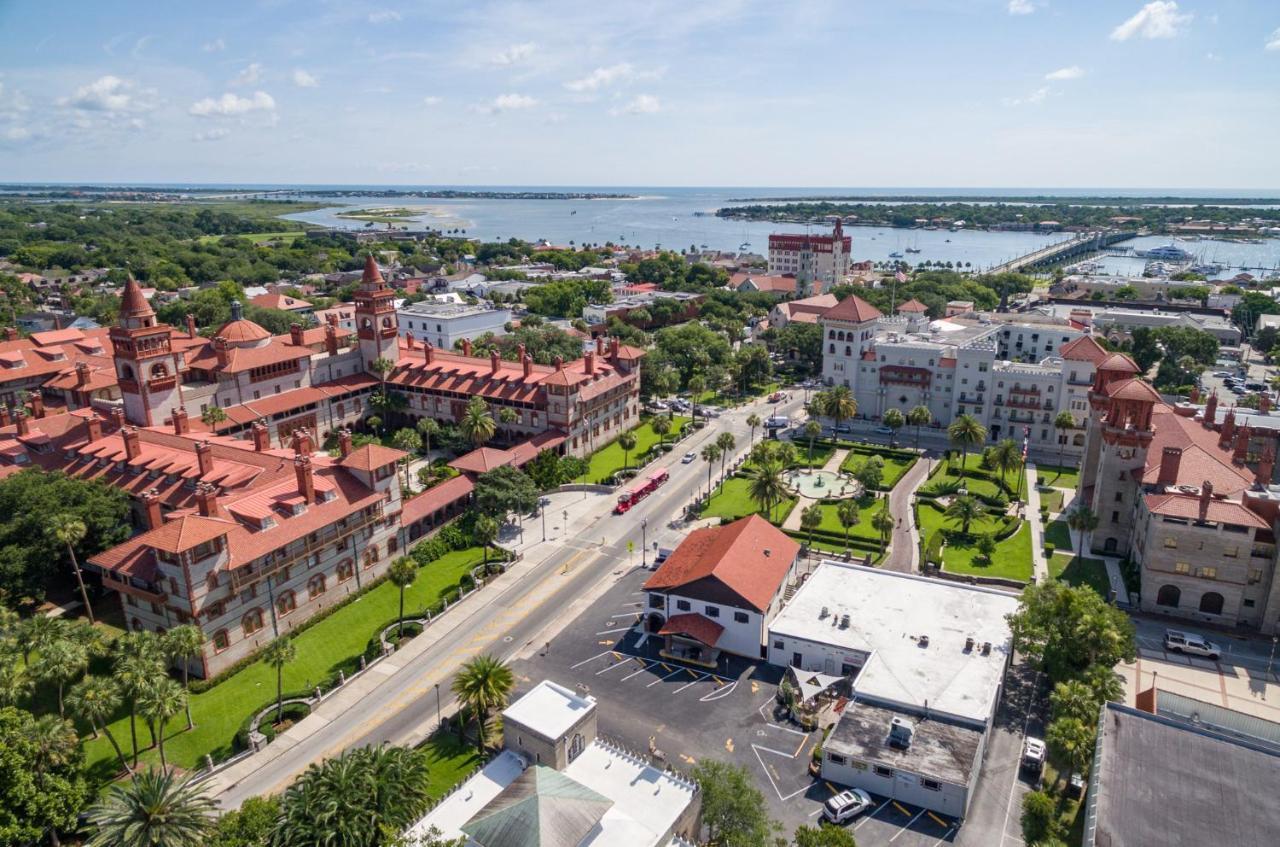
381;316;393;328
212;629;229;652
150;362;169;378
277;590;297;616
308;574;326;599
1198;592;1224;615
120;364;135;380
1156;585;1181;607
361;317;373;329
845;346;852;357
1073;433;1086;446
207;571;219;591
829;344;835;354
336;559;354;582
364;545;379;569
242;608;264;635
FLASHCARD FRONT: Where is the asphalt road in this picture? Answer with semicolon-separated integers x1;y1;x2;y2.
215;391;807;807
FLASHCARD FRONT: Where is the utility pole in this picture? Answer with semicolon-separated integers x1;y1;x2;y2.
641;518;648;568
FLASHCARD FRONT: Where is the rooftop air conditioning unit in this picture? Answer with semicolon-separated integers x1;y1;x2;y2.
982;641;992;655
889;717;915;749
918;634;930;648
820;606;829;619
965;636;975;653
840;614;851;629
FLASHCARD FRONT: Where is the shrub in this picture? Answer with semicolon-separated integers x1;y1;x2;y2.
1044;543;1055;557
459;572;476;591
438;523;470;551
1020;790;1059;845
411;537;450;565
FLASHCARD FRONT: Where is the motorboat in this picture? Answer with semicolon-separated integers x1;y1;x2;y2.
1140;244;1195;261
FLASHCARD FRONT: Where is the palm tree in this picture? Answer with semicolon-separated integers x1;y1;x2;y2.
368;356;396;423
687;375;706;427
262;637;296;726
49;514;93;624
944;494;984;536
1067;505;1099;569
1046;716;1095;789
388;557;417;640
882;408;905;447
68;676;132;776
497;406;518;440
800;503;823;551
746;413;762;446
701;444;721;492
459;396;497;448
452;654;515;752
745;459;788;523
137;677;186;770
392;427;422;491
115;642;164;766
825;385;857;438
800;419;821;470
990;438;1023;498
25;712;79;773
416;417;441;481
1052;411;1076;478
715;432;735;479
200;405;227;429
947;414;988;477
0;655;32;706
872;508;895;555
837;499;861;551
907;404;932;450
474;513;499;565
37;637;87;719
86;769;215;847
15;613;60;665
162;625;204;731
650;413;672;447
618;432;637;471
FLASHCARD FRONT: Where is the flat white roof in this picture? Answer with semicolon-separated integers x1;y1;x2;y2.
501;679;596;741
408;750;526;841
769;562;1019;724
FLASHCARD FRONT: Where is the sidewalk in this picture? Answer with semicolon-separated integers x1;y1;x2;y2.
883;453;932;573
1025;463;1048;583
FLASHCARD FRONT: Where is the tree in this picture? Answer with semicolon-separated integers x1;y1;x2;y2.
650;413;672;447
907;404;932;450
523;448;564;490
947;414;987;476
201;405;228;429
163;625;204;731
800;503;823;550
262;637;296;726
745;459;787;523
368;355;396;410
794;822;858;847
0;654;32;706
136;677;186;769
853;456;884;492
1066;505;1100;571
1047;715;1095;786
944;494;984;536
747;413;762;446
68;676;132;776
1020;790;1059;845
990;438;1023;499
1007;581;1137;682
687;374;706;426
86;768;215;847
392;428;423;491
49;514;93;624
824;385;857;435
0;705;87;847
474;514;499;565
37;636;87;719
1050;678;1102;726
114;643;164;767
459;396;497;448
388;557;417;640
451;654;514;752
976;534;997;563
872;508;895;554
803;420;823;468
702;444;721;491
209;795;280;847
690;759;779;846
416;417;441;482
1052;411;1075;475
365;414;382;437
836;499;861;551
715;431;735;475
882;407;905;446
618;431;638;471
473;465;539;519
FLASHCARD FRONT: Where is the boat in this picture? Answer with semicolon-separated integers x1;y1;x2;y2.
905;247;922;254
1140;244;1195;261
889;251;904;258
739;241;751;250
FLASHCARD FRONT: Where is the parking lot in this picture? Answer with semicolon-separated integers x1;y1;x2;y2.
512;565;1047;845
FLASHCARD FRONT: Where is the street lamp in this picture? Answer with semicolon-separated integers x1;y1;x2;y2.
540;496;550;541
641;518;648;568
1269;635;1278;683
434;683;441;729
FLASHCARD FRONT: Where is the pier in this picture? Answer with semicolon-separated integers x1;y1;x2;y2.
988;230;1135;274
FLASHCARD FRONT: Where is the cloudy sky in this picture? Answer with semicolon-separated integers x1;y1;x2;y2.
1;0;1278;187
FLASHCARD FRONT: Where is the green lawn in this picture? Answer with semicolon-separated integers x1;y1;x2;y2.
792;443;836;469
584;416;691;483
1050;555;1112;597
816;496;889;540
1044;521;1074;551
196;230;307;245
83;547;486;780
1035;464;1081;490
700;476;795;524
421;729;483;802
941;524;1034;582
922;456;1018;501
1038;488;1065;513
840;450;915;490
917;501;1008;539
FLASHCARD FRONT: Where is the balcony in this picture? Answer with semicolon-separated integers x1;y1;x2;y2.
958;394;984;405
103;573;165;604
229;508;384;591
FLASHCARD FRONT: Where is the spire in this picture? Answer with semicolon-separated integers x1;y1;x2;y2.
119;275;154;321
362;254;384;288
230;299;244;321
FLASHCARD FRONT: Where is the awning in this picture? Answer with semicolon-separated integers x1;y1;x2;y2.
658;613;724;648
792;669;846;703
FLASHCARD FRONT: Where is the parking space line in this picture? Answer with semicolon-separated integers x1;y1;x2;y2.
595;627;634;635
931;826;958;846
699;680;739;701
646;667;684;687
673;673;708;693
621;661;656;681
889;808;926;842
595;659;631;676
570;650;611;670
750;744;811;802
854;799;890;830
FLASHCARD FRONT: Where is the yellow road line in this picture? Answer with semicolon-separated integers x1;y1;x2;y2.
892;801;912;817
796;735;810;757
927;811;949;828
660;663;672;673
824;781;840;796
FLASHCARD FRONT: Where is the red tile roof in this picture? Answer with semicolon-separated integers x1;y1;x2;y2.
1060;335;1109;365
1108;378;1162;403
119;276;154;319
643;514;798;612
730;272;797;294
1140;403;1254;495
449;447;516;475
249;293;312;312
658;613;724;647
216;318;271;343
896;298;928;313
823;294;883;324
142;514;238;553
338;443;405;472
1099;352;1141;373
402;474;474;524
1144;493;1269;529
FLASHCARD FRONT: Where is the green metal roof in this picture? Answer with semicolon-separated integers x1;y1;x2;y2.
461;765;613;847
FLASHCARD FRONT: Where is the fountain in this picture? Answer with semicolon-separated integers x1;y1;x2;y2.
783;469;864;500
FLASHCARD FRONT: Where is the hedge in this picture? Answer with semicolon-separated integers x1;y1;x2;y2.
235;701;312;751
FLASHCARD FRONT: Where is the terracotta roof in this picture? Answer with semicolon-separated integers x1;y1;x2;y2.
215;318;271;344
643;514;798;612
730;272;797;293
119;276;154;319
658;613;724;647
249;293;312;312
1107;378;1162;403
1060;335;1110;365
29;328;88;345
141;514;237;553
338;443;405;472
823;294;883;324
362;254;383;285
185;336;307;374
401;474;474;524
1144;493;1269;529
1099;352;1141;373
896;298;929;313
449;446;516;475
1140;403;1255;495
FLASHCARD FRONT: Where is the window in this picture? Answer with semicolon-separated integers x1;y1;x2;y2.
1174;562;1190;574
336;559;354;582
676;599;691;611
1196;567;1217;579
1249;568;1263;584
1163;537;1178;549
733;611;749;624
212;629;229;652
242;608;264;636
308;574;326;599
704;605;720;618
387;537;398;555
826;753;847;766
772;639;785;650
1115;492;1124;503
791;652;802;667
649;594;664;608
1156;585;1181;607
1223;546;1239;559
277;590;296;616
1111;511;1119;523
207;571;220;591
1244;599;1256;608
921;778;942;791
873;765;894;778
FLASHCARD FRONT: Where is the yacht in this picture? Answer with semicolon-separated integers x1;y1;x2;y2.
905;246;922;254
1141;244;1195;261
889;251;904;258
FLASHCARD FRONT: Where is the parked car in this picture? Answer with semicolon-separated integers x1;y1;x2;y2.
648;401;669;412
1213;371;1231;378
1245;382;1266;391
822;789;873;825
1164;629;1221;660
696;405;721;418
681;451;696;464
1021;737;1046;775
874;426;894;435
830;424;851;434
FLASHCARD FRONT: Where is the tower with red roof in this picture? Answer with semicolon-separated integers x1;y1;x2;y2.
354;254;400;370
110;276;184;427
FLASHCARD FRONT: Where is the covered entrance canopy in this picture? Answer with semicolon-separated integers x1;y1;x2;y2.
657;613;723;668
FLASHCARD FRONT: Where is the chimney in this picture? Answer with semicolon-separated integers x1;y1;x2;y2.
172;407;190;435
29;390;44;419
522;354;533;378
195;440;214;476
1220;407;1236;448
214;336;230;368
290;323;304;346
195;482;219;517
1189;386;1200;404
76;361;90;387
338;429;353;458
15;408;29;436
1257;440;1275;487
294;454;315;504
610;337;620;359
517;343;526;362
1199;481;1214;522
122;426;141;461
324;324;338;356
0;406;9;428
1234;426;1251;464
553;355;564;371
424;342;434;365
85;415;102;442
595;336;605;356
1263;394;1273;414
185;314;197;339
462;338;473;357
291;427;314;456
142;489;164;530
490;349;501;375
1203;391;1219;430
110;407;125;432
585;350;596;375
327;312;340;327
1157;447;1182;487
251;420;271;451
2;327;16;341
406;334;416;349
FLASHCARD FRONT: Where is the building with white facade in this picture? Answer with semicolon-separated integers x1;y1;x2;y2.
396;301;511;351
768;220;852;295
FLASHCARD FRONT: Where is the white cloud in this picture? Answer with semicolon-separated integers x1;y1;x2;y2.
1266;28;1280;51
368;10;401;24
422;96;443;106
189;90;276;117
230;63;263;87
613;94;661;116
1045;66;1085;80
292;69;318;88
58;75;153;113
1007;0;1034;15
1003;86;1050;107
193;128;230;142
491;43;536;66
202;38;225;53
4;126;31;142
475;93;538;113
565;63;636;92
1110;2;1192;41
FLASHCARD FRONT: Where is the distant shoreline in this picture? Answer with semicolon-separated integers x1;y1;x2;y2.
725;194;1280;206
0;185;636;202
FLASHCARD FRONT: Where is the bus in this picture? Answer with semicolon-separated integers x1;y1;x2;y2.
615;467;670;514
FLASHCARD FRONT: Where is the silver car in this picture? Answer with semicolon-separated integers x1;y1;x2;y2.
823;788;873;824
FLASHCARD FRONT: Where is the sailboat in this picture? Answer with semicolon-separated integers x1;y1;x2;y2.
905;234;922;254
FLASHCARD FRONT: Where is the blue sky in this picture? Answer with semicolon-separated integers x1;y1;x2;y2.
1;0;1278;187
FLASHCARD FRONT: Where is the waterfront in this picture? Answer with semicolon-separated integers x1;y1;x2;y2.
1087;234;1280;279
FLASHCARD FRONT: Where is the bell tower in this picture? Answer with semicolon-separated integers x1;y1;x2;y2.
110;276;183;427
354;255;399;370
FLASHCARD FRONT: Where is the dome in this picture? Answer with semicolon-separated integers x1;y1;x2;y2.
216;318;271;345
1098;352;1140;373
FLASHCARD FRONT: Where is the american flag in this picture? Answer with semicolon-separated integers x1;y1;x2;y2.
1022;426;1031;461
895;270;907;283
